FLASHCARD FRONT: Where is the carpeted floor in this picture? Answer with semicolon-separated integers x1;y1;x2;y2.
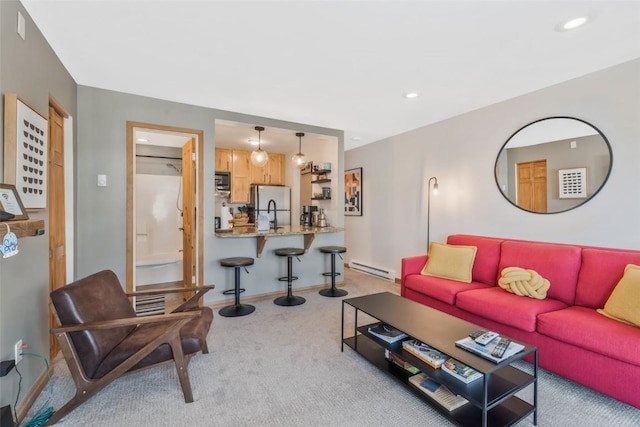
26;270;640;426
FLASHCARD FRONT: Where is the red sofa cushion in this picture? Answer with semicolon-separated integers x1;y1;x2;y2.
456;287;567;332
576;248;640;309
403;275;490;305
447;235;503;286
538;306;640;367
498;241;581;305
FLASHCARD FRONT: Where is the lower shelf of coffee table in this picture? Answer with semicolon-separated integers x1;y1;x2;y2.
344;334;535;427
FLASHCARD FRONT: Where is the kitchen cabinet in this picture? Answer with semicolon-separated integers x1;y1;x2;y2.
269;153;285;184
231;150;251;203
215;148;232;172
250;153;285;185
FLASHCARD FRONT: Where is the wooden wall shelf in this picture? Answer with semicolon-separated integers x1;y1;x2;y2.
0;219;45;240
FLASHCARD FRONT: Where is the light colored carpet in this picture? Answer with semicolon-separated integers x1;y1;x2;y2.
27;270;640;426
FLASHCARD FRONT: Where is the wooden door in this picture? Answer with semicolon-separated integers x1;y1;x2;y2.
182;139;196;288
517;160;547;212
215;148;232;172
231;150;251;203
48;104;66;362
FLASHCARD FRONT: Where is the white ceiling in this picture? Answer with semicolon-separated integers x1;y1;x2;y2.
21;1;640;151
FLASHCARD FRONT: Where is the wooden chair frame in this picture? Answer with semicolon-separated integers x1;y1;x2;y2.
46;285;214;425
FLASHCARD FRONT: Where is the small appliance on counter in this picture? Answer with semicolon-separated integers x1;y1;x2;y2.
311;208;328;227
317;208;328;227
219;204;233;230
300;205;317;227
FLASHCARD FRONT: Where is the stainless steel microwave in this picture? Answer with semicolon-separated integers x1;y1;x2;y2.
215;171;231;190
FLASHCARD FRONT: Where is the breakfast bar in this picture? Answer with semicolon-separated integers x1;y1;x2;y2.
215;225;344;258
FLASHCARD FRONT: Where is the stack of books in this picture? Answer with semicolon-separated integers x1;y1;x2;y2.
367;324;408;343
408;373;469;411
441;358;483;384
401;339;447;368
455;336;525;363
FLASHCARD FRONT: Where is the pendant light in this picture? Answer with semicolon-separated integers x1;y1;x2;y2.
292;132;306;169
250;126;268;167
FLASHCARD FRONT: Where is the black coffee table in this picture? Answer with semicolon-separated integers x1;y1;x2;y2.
342;292;538;427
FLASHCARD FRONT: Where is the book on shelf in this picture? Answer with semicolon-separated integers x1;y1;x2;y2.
408;373;469;411
401;339;447;369
367;324;408;343
386;351;421;375
441;358;483;384
455;336;525;363
385;350;420;375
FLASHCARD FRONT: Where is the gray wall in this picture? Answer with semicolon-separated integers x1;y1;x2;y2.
76;86;344;302
344;58;640;277
0;0;77;411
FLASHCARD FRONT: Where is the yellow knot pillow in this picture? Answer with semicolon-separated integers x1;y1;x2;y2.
498;267;550;299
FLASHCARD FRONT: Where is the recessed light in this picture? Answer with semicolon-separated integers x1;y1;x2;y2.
403;92;419;99
556;16;589;32
248;139;259;146
351;136;361;141
136;138;148;142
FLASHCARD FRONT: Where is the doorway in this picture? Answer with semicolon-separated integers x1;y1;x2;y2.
126;122;204;304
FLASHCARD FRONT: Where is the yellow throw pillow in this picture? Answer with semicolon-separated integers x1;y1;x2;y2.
597;264;640;327
421;242;477;283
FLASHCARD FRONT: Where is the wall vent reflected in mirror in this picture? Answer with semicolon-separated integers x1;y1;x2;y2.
495;117;612;214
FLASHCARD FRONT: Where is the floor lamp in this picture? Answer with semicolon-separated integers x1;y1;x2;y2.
427;176;439;253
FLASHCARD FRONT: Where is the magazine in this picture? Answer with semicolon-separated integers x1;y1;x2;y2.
367;324;408;343
455;336;525;363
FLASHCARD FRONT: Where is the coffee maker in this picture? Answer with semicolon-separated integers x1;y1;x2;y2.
300;205;317;227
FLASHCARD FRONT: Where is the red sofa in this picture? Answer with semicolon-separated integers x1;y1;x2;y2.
401;234;640;408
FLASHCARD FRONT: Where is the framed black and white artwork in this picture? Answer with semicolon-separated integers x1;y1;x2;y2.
3;94;48;209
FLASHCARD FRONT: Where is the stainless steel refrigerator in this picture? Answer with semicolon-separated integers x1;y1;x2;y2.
250;185;291;226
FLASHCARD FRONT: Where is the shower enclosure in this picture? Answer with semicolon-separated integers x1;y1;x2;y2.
135;161;184;286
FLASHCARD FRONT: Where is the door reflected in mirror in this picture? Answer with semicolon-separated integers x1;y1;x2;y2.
495;117;612;214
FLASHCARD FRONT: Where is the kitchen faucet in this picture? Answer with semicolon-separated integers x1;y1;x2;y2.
267;199;277;230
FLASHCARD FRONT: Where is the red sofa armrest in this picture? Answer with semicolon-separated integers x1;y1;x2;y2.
401;255;427;286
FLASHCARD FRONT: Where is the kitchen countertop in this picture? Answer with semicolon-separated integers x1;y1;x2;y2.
215;225;344;257
215;225;343;237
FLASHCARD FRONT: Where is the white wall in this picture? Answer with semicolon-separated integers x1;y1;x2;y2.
345;59;640;279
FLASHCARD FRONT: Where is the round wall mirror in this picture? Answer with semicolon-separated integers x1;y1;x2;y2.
495;117;612;214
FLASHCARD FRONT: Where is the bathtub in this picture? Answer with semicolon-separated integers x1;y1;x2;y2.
135;252;183;286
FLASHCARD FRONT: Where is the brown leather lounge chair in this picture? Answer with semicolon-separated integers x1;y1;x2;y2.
46;270;214;425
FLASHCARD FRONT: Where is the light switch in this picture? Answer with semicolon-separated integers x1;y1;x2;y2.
97;174;107;187
570;140;577;149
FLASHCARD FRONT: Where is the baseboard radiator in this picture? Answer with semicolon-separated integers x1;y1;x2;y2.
348;260;396;281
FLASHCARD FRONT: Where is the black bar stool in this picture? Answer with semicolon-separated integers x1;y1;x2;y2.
219;257;255;317
318;246;348;297
274;248;306;306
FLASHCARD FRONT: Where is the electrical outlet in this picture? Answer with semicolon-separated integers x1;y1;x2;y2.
14;340;22;364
